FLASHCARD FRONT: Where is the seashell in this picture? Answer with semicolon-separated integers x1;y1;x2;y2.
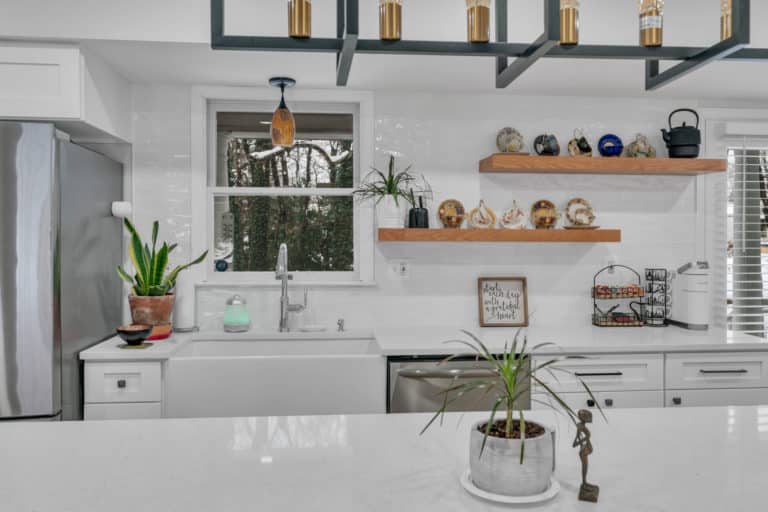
468;200;497;229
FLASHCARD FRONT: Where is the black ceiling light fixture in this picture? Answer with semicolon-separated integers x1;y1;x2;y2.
269;77;296;148
211;0;761;91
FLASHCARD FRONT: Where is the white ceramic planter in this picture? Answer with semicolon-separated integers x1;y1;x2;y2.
376;195;405;228
469;420;555;496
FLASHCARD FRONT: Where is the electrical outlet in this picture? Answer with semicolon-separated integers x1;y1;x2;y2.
389;260;411;280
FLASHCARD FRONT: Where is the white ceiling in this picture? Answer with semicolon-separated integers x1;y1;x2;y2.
86;39;768;102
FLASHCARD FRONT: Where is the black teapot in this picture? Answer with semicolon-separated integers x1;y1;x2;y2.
661;108;701;158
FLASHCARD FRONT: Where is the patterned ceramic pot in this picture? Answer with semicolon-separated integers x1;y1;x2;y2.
469;420;555;496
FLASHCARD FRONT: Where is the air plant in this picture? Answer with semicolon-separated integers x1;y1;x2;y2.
116;219;208;297
421;329;604;463
354;154;419;206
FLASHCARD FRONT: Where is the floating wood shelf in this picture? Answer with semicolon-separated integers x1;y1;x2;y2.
378;228;621;243
479;154;726;176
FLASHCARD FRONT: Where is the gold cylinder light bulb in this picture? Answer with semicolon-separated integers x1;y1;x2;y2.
288;0;311;38
721;0;732;41
639;0;663;47
560;0;580;46
466;0;491;43
380;0;402;41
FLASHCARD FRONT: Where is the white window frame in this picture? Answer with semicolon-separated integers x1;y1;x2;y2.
190;86;375;287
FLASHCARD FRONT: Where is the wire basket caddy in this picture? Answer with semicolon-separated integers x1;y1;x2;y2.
592;264;644;327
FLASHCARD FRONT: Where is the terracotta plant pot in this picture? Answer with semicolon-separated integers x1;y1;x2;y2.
128;294;175;326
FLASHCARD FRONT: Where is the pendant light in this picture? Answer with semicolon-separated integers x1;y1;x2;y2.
560;0;580;46
466;0;491;43
380;0;402;41
721;0;732;41
269;77;296;148
639;0;664;47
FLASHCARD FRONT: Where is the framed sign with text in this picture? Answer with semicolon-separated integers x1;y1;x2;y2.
477;277;529;327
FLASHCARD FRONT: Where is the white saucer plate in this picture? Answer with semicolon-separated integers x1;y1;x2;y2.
459;470;560;505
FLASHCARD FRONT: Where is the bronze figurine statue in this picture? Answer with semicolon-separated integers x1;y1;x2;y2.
572;409;599;503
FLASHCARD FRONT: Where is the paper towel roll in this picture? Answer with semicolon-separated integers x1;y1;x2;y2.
111;201;133;219
173;272;197;331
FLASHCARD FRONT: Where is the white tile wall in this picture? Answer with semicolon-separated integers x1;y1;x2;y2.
131;85;724;337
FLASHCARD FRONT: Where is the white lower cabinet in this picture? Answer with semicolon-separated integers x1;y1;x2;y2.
84;402;162;420
83;361;163;420
532;390;664;411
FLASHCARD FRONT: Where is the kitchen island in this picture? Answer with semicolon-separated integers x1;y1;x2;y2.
1;407;766;511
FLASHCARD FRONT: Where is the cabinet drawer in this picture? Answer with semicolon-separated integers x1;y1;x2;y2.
532;390;664;411
531;354;663;393
84;402;162;420
84;362;161;403
665;388;768;407
665;352;768;390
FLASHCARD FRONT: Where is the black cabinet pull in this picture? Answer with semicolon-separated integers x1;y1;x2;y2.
575;371;623;377
604;398;614;407
699;369;748;374
672;397;682;405
117;379;126;389
586;399;595;407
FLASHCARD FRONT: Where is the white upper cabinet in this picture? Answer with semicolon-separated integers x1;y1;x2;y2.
0;44;131;142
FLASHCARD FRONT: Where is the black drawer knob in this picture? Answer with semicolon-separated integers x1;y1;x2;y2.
672;397;682;405
586;399;595;407
117;379;126;389
604;398;614;407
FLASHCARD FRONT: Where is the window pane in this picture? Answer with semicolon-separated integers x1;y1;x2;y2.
216;112;354;188
213;195;354;272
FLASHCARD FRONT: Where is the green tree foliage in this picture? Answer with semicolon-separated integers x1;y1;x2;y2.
224;138;354;272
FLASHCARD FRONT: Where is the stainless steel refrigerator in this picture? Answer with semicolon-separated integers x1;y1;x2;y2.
0;122;123;421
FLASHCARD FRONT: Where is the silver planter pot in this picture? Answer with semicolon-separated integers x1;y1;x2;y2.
469;419;555;496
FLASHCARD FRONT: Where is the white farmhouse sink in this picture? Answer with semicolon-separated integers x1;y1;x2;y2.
165;334;385;418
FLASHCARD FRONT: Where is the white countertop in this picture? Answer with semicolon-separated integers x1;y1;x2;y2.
80;325;768;362
1;407;766;511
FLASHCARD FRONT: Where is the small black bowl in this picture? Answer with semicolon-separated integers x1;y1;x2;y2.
116;325;152;346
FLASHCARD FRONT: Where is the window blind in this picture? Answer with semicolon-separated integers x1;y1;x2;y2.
728;147;768;337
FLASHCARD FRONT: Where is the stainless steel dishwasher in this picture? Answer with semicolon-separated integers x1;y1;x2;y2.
387;356;531;413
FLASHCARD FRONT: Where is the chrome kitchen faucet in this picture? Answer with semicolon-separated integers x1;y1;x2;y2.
275;243;306;332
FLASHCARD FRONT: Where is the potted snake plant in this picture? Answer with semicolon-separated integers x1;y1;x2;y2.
117;219;207;328
422;330;603;497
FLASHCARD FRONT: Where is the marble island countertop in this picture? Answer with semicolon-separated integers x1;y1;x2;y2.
80;325;768;362
1;407;767;511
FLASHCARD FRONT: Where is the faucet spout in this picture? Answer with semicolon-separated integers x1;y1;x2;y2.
275;243;304;332
276;243;288;277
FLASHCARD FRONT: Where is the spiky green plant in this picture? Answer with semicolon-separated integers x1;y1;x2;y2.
354;154;416;206
421;329;604;463
116;219;208;296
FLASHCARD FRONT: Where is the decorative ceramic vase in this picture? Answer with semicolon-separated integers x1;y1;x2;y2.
598;134;624;157
377;195;405;228
469;420;555;496
128;294;175;326
496;127;525;153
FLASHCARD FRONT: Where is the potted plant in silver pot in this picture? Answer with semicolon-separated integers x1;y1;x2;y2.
422;330;603;498
117;219;207;329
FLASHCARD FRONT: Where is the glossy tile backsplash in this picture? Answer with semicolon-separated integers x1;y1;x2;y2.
131;84;723;334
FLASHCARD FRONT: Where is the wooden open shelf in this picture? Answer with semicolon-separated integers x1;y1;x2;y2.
479;153;726;175
378;228;621;243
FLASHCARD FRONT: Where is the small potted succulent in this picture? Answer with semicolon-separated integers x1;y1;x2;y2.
354;155;418;228
117;219;207;328
422;330;603;497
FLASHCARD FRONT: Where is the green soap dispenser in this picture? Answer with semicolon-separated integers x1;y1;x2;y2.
223;295;251;333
